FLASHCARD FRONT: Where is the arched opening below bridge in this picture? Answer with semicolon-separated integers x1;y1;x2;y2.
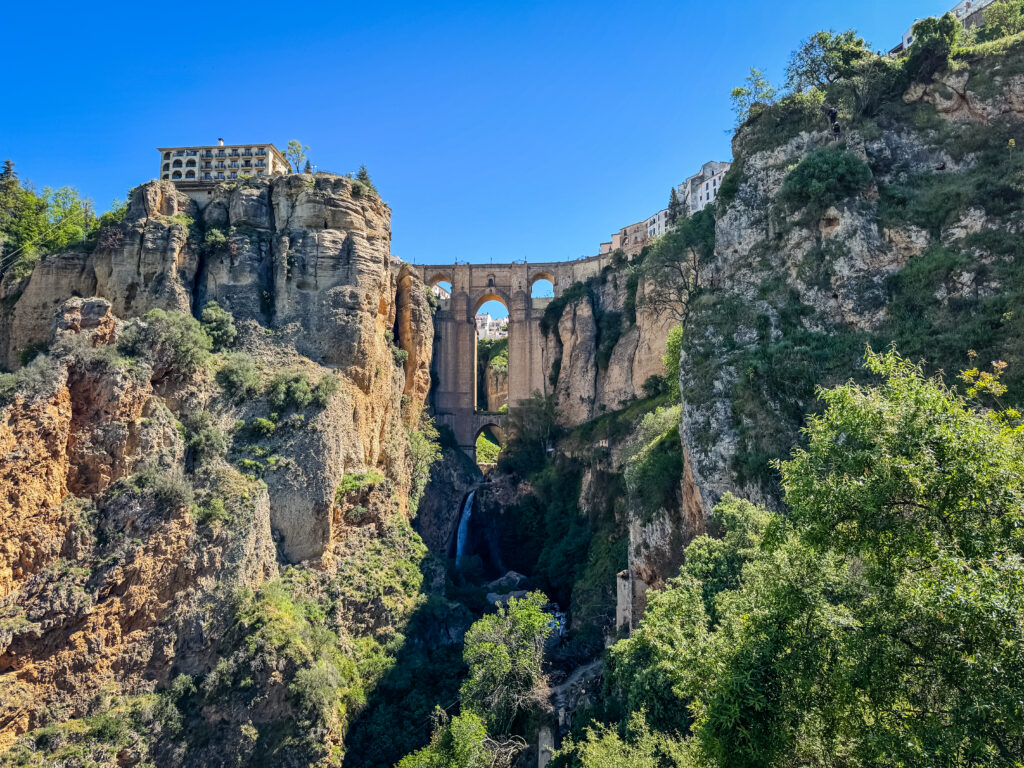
475;424;507;469
530;274;555;299
476;295;509;414
427;276;452;309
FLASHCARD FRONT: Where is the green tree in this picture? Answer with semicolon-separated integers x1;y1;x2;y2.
286;140;310;173
118;309;212;378
730;68;776;125
603;350;1024;767
667;186;684;225
778;146;873;218
903;13;962;83
200;301;238;351
460;591;552;736
662;326;682;399
784;29;870;93
41;185;91;251
640;207;716;325
980;0;1024;41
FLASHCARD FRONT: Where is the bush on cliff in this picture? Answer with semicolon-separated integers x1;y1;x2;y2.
200;301;237;352
118;309;212;379
572;351;1024;768
778;146;873;218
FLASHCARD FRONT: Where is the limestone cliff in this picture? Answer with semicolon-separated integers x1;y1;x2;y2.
542;263;676;427
0;174;437;764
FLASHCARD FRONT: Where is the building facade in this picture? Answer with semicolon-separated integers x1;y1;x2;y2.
677;160;731;216
157;139;289;183
476;313;509;340
891;0;995;54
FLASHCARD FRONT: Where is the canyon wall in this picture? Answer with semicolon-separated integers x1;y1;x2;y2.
0;174;437;762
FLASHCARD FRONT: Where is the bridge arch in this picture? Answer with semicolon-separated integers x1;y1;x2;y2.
473;290;511;315
426;272;453;288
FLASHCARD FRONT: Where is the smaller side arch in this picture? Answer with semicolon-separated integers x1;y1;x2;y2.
472;290;511;315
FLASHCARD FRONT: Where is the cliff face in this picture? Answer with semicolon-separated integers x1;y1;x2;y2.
680;53;1024;524
0;174;436;761
542;266;675;427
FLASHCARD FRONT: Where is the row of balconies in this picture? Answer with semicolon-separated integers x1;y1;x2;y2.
163;148;268;160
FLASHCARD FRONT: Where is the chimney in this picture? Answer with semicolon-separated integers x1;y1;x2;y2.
218;138;224;146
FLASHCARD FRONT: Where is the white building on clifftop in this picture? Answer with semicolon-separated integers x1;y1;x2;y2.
158;138;289;183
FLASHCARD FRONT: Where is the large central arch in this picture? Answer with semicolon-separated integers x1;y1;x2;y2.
417;257;614;458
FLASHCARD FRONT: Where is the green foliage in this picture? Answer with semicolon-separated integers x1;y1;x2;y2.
596;311;623;370
311;374;339;407
396;711;495;768
183;411;228;465
461;591;552;735
623;407;684;520
540;280;593;336
903;13;963;84
193;496;233;526
602;351;1024;767
200;301;237;351
778;146;873;218
555;712;691;768
0;353;60;406
478;337;508;372
286;140;310;173
267;371;317;411
640;207;716;324
980;0;1024;41
335;470;386;500
785;29;870;92
0;161;101;279
216;353;262;403
663;326;682;399
393;346;410;366
118;309;212;378
476;431;501;464
354;165;379;197
117;465;195;511
407;415;442;515
730;67;777;126
497;392;558;476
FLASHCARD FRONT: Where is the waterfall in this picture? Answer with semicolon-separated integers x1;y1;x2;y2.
455;490;476;566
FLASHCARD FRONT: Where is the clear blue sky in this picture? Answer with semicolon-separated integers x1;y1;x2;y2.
3;0;951;268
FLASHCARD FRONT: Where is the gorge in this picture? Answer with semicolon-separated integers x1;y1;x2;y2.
3;11;1024;768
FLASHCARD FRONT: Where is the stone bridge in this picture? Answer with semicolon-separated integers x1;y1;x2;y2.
416;255;615;458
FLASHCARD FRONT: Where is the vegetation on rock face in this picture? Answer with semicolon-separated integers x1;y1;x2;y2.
557;351;1024;767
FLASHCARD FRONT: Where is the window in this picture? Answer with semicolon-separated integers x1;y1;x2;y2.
172;159;182;168
163;152;170;159
244;149;252;156
205;150;213;157
257;170;265;176
256;159;264;167
204;173;212;180
230;150;239;156
162;173;170;179
243;160;251;167
185;159;196;167
185;170;195;179
175;150;184;157
203;162;211;169
187;150;197;156
216;172;225;180
172;171;182;179
162;163;170;171
256;148;266;156
230;172;237;179
217;150;226;157
230;161;238;168
217;161;225;169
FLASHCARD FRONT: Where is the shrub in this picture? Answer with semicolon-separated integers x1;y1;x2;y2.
392;346;409;366
778;146;873;218
194;496;233;526
0;353;61;406
118;309;212;377
200;301;237;351
335;470;386;499
268;372;314;410
407;416;441;515
249;417;276;438
126;465;194;510
311;374;339;407
217;353;262;403
184;412;228;464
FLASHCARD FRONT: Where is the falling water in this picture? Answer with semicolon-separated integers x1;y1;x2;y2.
455;490;476;566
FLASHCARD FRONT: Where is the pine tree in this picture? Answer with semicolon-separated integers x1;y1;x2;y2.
667;186;684;225
355;165;378;195
303;159;312;174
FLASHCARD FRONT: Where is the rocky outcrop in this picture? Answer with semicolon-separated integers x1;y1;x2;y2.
542;270;675;428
